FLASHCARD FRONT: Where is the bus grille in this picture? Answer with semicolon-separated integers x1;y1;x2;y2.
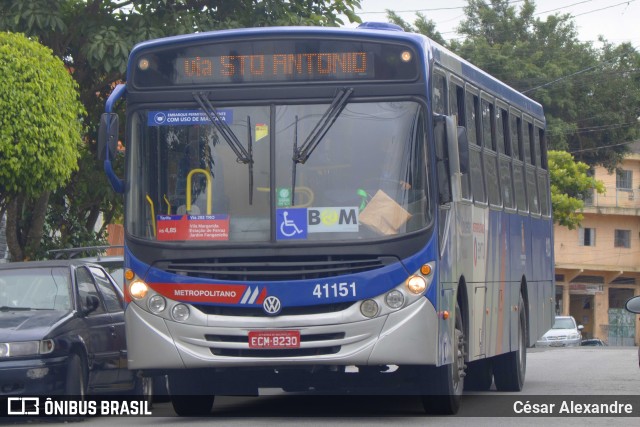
158;255;395;281
206;332;344;357
193;302;354;317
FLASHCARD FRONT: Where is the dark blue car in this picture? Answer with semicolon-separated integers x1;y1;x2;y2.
0;260;147;397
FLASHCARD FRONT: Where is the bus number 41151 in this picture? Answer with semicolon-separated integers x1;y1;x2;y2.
313;282;356;299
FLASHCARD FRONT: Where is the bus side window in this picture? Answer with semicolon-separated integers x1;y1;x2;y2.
497;107;514;209
450;80;471;201
432;72;447;115
510;112;528;213
465;90;479;146
524;120;539;215
482;99;501;207
466;89;486;204
536;126;550;217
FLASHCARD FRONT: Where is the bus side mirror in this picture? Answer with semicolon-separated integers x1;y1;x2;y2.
98;113;125;193
434;117;452;204
98;113;119;162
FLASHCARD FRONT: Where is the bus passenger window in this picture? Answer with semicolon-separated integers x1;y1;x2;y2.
510;114;520;160
523;121;533;165
465;91;479;145
469;147;486;204
496;108;509;155
432;72;447;115
481;100;493;150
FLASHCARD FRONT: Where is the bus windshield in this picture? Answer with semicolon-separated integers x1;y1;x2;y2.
127;100;430;243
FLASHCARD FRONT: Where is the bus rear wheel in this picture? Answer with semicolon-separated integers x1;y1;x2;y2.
420;303;465;415
493;294;527;391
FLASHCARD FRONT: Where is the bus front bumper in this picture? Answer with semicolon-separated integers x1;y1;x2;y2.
125;297;439;370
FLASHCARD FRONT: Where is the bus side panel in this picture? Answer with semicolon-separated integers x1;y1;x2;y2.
485;208;510;358
508;213;530;351
530;216;555;341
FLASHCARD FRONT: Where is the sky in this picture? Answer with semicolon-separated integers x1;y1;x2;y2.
346;0;640;47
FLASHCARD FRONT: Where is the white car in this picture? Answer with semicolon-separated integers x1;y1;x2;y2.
536;315;583;347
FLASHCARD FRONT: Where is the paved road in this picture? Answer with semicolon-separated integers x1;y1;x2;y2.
4;346;640;425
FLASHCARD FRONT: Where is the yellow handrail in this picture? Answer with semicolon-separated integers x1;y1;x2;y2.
145;195;157;237
186;168;212;214
163;194;171;215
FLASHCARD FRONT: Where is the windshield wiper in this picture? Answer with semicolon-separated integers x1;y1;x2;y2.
291;87;353;205
292;87;353;164
0;306;32;311
193;92;254;204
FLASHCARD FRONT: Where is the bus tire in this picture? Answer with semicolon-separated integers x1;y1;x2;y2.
420;303;465;415
168;373;215;416
464;358;492;391
493;294;527;391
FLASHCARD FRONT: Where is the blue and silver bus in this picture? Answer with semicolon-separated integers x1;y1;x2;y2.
99;23;554;415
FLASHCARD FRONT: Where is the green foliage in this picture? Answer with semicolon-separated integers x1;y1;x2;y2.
548;150;604;230
386;11;446;45
0;32;84;201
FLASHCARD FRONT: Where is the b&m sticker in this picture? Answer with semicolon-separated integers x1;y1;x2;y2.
148;109;233;126
156;215;229;241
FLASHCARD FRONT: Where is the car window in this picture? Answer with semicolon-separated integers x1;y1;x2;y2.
89;266;124;313
552;317;577;329
0;267;72;310
76;266;106;315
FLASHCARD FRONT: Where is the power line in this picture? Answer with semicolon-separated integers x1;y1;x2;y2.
568;139;639;153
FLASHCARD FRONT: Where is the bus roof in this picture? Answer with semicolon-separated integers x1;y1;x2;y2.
128;24;543;120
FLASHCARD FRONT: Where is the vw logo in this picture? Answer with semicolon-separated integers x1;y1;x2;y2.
263;296;282;315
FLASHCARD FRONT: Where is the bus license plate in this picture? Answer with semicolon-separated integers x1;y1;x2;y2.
248;330;300;349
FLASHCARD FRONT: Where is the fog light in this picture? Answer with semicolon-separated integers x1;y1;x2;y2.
27;367;49;379
171;304;190;322
406;275;427;294
385;290;404;309
129;280;149;300
360;299;379;318
148;295;167;313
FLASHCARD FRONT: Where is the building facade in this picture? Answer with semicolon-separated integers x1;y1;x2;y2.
554;151;640;346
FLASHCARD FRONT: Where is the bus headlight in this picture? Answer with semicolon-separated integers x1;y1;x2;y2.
406;275;427;295
129;280;149;300
360;299;379;318
385;290;404;309
148;295;167;313
171;304;190;322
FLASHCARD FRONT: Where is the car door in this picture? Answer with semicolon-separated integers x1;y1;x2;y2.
76;266;121;391
88;266;133;387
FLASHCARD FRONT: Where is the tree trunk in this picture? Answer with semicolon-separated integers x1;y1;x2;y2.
5;191;51;262
6;198;24;262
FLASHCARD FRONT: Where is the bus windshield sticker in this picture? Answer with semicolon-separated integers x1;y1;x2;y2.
307;207;359;233
276;208;307;240
255;123;268;141
156;214;230;241
147;109;233;126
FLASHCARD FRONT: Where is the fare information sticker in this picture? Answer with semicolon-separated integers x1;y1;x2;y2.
156;215;229;241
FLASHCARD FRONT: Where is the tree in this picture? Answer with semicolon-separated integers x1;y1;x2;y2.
386;10;446;45
548;150;604;230
385;0;640;170
0;32;85;260
452;0;640;170
0;0;362;255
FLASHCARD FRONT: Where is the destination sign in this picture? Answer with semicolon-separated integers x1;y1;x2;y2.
131;38;418;87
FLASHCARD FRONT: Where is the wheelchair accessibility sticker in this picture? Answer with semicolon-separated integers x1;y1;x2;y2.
277;208;307;240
